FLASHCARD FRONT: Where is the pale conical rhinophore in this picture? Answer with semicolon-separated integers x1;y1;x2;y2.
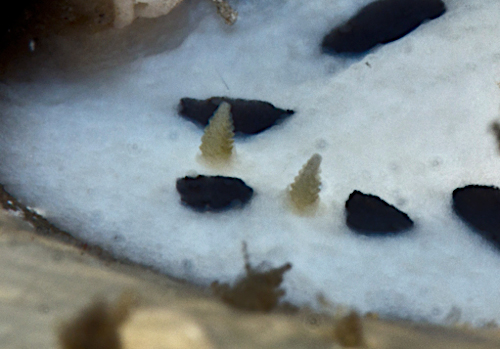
199;101;235;162
289;153;322;210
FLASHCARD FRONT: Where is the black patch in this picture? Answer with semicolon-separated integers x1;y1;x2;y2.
179;97;294;134
345;190;414;235
176;175;253;211
322;0;446;54
452;185;500;249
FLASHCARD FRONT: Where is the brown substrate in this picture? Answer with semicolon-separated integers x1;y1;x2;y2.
0;183;105;253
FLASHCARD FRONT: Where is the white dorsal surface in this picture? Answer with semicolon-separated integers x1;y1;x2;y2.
1;0;500;325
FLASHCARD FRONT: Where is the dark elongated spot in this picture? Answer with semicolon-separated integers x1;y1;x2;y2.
322;0;446;54
345;190;414;235
452;185;500;249
179;97;294;134
490;121;500;153
176;175;253;211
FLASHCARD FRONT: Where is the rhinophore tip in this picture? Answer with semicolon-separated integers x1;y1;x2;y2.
199;101;235;162
289;153;322;210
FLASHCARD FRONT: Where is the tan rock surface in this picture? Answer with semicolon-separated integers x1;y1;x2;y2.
113;0;185;28
1;207;500;349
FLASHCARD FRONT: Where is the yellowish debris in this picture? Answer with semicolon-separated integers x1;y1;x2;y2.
199;102;235;162
212;0;238;25
289;153;322;211
113;0;237;28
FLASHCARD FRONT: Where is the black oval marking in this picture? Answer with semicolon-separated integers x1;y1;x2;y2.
345;190;414;235
322;0;446;54
176;175;253;211
453;185;500;249
179;97;294;134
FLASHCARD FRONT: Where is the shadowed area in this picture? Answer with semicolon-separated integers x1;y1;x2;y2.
0;0;203;81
